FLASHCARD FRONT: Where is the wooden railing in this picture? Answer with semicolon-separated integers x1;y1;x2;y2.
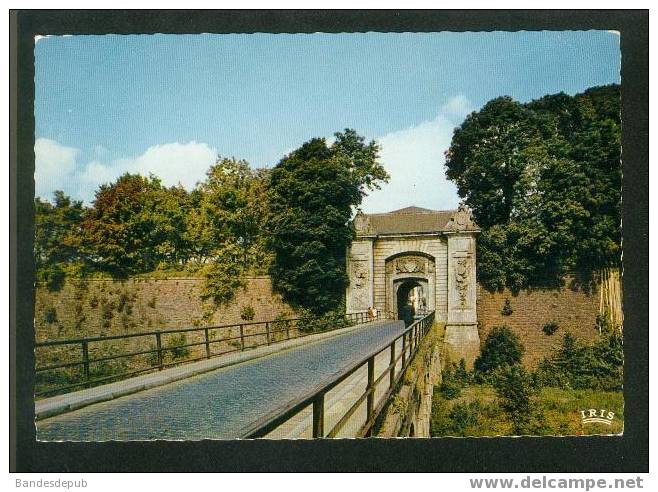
34;310;387;397
241;311;435;438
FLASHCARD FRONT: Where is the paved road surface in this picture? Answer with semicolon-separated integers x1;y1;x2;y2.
36;320;405;441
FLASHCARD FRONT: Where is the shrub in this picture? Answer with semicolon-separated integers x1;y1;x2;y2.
44;306;58;324
431;398;483;437
474;326;524;376
297;309;349;333
454;358;472;385
147;296;157;309
74;314;86;331
439;373;462;400
492;364;538;433
146;344;160;367
167;333;190;360
89;295;99;308
449;402;481;435
240;305;256;321
542;320;559;336
534;332;623;391
271;312;293;336
596;312;615;335
439;359;472;399
117;292;130;312
201;260;246;307
40;263;66;292
101;301;114;320
501;298;513;316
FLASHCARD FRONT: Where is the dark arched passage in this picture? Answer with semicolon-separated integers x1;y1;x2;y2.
396;278;427;326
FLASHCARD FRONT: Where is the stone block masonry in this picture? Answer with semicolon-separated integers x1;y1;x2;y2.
35;276;296;343
34;276;297;395
476;281;601;368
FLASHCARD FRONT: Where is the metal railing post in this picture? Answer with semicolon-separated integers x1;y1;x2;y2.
204;328;211;358
286;320;291;340
402;333;407;368
265;322;271;345
155;331;163;370
389;341;395;389
366;356;375;421
239;324;245;351
81;341;90;384
312;393;325;438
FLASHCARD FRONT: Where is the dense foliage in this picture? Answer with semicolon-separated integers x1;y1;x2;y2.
445;85;621;291
473;325;524;376
492;364;539;433
34;130;386;314
267;130;388;314
35;159;272;306
34;191;86;290
534;331;623;391
434;320;623;436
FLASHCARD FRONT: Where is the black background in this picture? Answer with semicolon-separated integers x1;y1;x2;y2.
10;10;649;473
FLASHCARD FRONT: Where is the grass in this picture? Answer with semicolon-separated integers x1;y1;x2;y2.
431;384;623;437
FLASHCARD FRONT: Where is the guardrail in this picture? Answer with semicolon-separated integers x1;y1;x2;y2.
34;310;387;397
241;311;435;439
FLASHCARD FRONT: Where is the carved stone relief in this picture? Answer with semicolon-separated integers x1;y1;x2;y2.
385;255;429;275
453;255;471;308
395;257;426;274
350;260;370;309
353;213;374;235
445;203;477;232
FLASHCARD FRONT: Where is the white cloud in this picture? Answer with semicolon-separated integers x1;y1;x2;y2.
125;141;217;190
360;95;473;214
34;138;80;200
34;140;217;204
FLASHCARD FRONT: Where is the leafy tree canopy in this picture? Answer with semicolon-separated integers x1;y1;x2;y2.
80;173;192;276
34;191;86;289
34;129;386;311
445;85;621;291
268;130;388;314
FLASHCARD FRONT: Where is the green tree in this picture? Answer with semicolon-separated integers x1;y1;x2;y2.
193;158;272;270
445;85;621;291
268;132;388;314
474;326;524;376
190;158;273;306
534;331;623;391
81;173;191;275
492;364;538;434
34;191;87;289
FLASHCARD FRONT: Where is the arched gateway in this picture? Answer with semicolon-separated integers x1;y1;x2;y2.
346;205;482;366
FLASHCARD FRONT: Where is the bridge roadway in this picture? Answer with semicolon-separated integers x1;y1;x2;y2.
36;319;406;441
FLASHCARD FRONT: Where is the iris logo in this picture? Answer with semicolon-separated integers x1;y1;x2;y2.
580;408;615;425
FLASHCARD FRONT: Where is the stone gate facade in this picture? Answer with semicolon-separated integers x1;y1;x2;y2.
346;205;481;366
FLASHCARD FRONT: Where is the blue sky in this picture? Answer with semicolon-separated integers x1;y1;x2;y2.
34;31;620;211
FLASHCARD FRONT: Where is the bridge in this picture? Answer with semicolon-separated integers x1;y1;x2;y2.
34;205;480;440
36;313;435;440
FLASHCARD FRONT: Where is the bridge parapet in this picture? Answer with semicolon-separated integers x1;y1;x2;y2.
241;311;436;439
35;310;385;398
376;320;445;437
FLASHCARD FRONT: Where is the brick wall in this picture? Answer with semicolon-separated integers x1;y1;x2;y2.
35;276;296;343
34;276;298;395
476;282;601;367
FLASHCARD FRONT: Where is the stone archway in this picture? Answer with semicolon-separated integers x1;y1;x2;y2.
385;252;435;320
395;278;427;326
346;205;482;366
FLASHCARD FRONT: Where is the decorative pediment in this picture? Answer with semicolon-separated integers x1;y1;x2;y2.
445;203;478;232
353;212;373;235
395;258;425;274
